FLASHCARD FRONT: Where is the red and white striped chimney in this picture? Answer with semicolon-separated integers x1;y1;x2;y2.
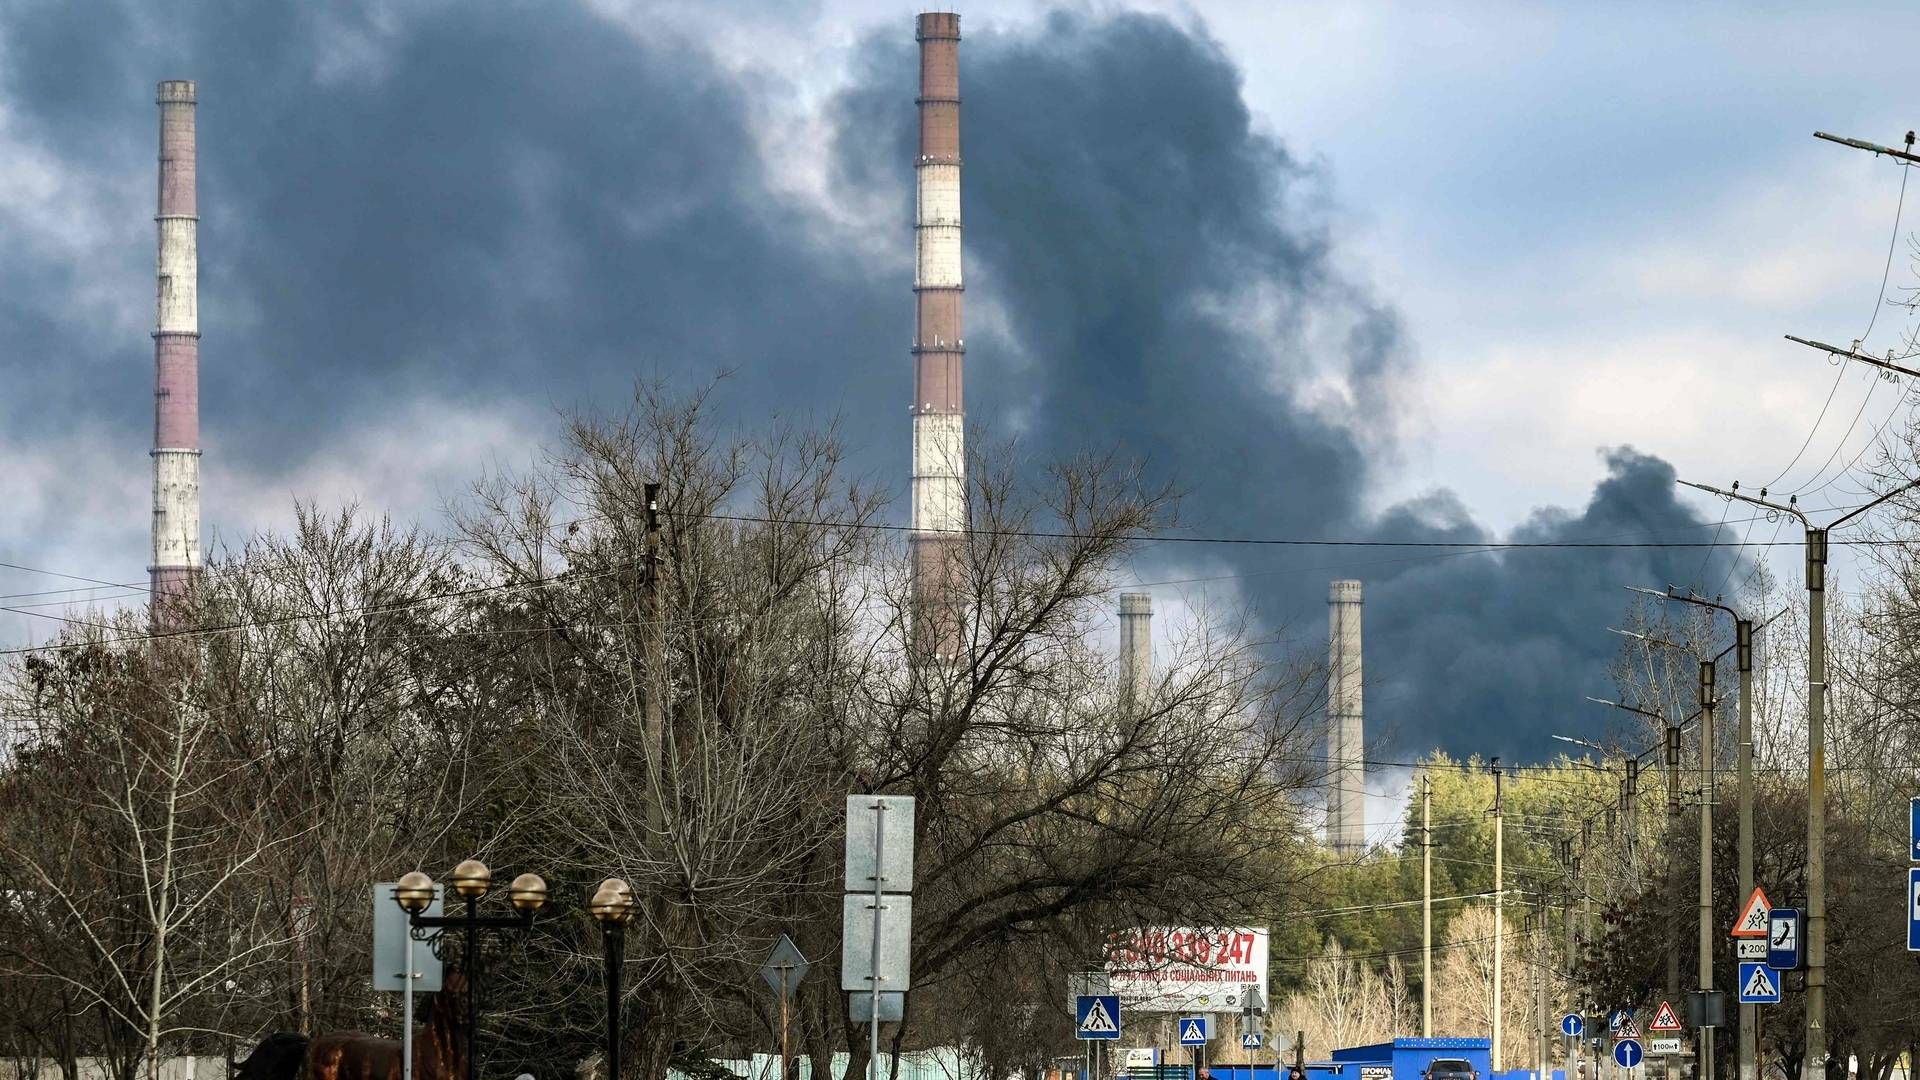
151;80;202;612
911;12;965;655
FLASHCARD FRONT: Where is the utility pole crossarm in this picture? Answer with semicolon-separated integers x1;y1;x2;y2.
1814;130;1920;165
1678;479;1812;527
1785;334;1920;381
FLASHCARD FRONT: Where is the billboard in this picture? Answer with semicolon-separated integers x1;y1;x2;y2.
1106;927;1269;1013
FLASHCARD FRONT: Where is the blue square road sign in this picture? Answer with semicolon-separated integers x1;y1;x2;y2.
1910;868;1920;952
1178;1017;1210;1046
1075;996;1121;1040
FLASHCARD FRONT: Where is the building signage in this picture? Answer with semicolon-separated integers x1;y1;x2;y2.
1108;928;1270;1013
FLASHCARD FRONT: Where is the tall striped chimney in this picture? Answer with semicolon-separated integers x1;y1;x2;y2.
1118;592;1152;702
910;12;965;656
151;80;202;612
1327;579;1366;854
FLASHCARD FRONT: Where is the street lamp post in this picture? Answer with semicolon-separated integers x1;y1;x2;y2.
1586;695;1712;1053
1679;477;1920;1071
590;878;637;1080
395;860;549;1080
1628;588;1786;1080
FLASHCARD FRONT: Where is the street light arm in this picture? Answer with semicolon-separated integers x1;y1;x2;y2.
1608;626;1688;651
1785;334;1920;381
1586;697;1666;724
1814;130;1920;166
1678;479;1811;528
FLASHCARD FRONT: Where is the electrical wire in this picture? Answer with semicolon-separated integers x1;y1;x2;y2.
1774;160;1912;495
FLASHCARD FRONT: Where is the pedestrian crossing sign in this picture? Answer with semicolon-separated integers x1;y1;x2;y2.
1075;996;1121;1040
1243;1033;1262;1050
1179;1017;1210;1046
1737;962;1782;1004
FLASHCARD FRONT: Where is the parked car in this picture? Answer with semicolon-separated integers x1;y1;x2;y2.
1423;1059;1477;1080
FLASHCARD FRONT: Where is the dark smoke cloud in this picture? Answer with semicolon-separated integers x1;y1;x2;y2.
827;10;1744;759
0;1;899;463
0;2;1742;756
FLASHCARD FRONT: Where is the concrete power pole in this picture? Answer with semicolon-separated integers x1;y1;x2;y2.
1536;892;1549;1078
1635;586;1773;1080
1491;758;1505;1072
1735;619;1755;1080
1679;476;1920;1074
1697;661;1717;1080
1423;776;1433;1038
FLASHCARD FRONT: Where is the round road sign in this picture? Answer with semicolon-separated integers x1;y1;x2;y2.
1614;1040;1644;1070
1561;1014;1583;1037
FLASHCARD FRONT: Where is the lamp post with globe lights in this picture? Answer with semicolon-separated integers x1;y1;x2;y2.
393;861;549;1080
590;878;637;1080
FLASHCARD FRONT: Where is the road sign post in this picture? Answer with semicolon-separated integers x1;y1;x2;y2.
375;882;443;1080
843;795;915;1080
761;935;810;1080
1179;1016;1209;1079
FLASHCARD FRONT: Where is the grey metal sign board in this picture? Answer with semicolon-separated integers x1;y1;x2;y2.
840;893;913;991
372;882;443;992
845;795;916;892
848;992;905;1024
761;934;810;997
1068;970;1111;1014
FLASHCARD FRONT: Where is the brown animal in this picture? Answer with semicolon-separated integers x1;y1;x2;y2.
234;972;470;1080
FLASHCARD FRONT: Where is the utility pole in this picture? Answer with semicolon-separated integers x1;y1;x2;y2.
1698;660;1716;1080
1562;847;1577;1080
1680;477;1920;1071
1632;587;1782;1080
1664;723;1681;1004
1491;758;1505;1071
643;482;665;829
1423;776;1434;1038
1536;892;1549;1078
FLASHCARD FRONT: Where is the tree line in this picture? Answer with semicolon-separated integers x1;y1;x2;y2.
0;389;1328;1080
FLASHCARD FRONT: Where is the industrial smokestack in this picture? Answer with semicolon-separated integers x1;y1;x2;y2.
910;11;965;656
1118;592;1152;701
151;80;202;615
1327;579;1366;854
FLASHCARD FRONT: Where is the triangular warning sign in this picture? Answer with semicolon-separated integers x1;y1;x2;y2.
1649;1002;1682;1032
1617;1015;1641;1039
1730;886;1772;938
1080;1000;1118;1034
1182;1021;1207;1042
1741;966;1778;999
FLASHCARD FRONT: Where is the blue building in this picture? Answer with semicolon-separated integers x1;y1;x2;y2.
1303;1038;1557;1080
